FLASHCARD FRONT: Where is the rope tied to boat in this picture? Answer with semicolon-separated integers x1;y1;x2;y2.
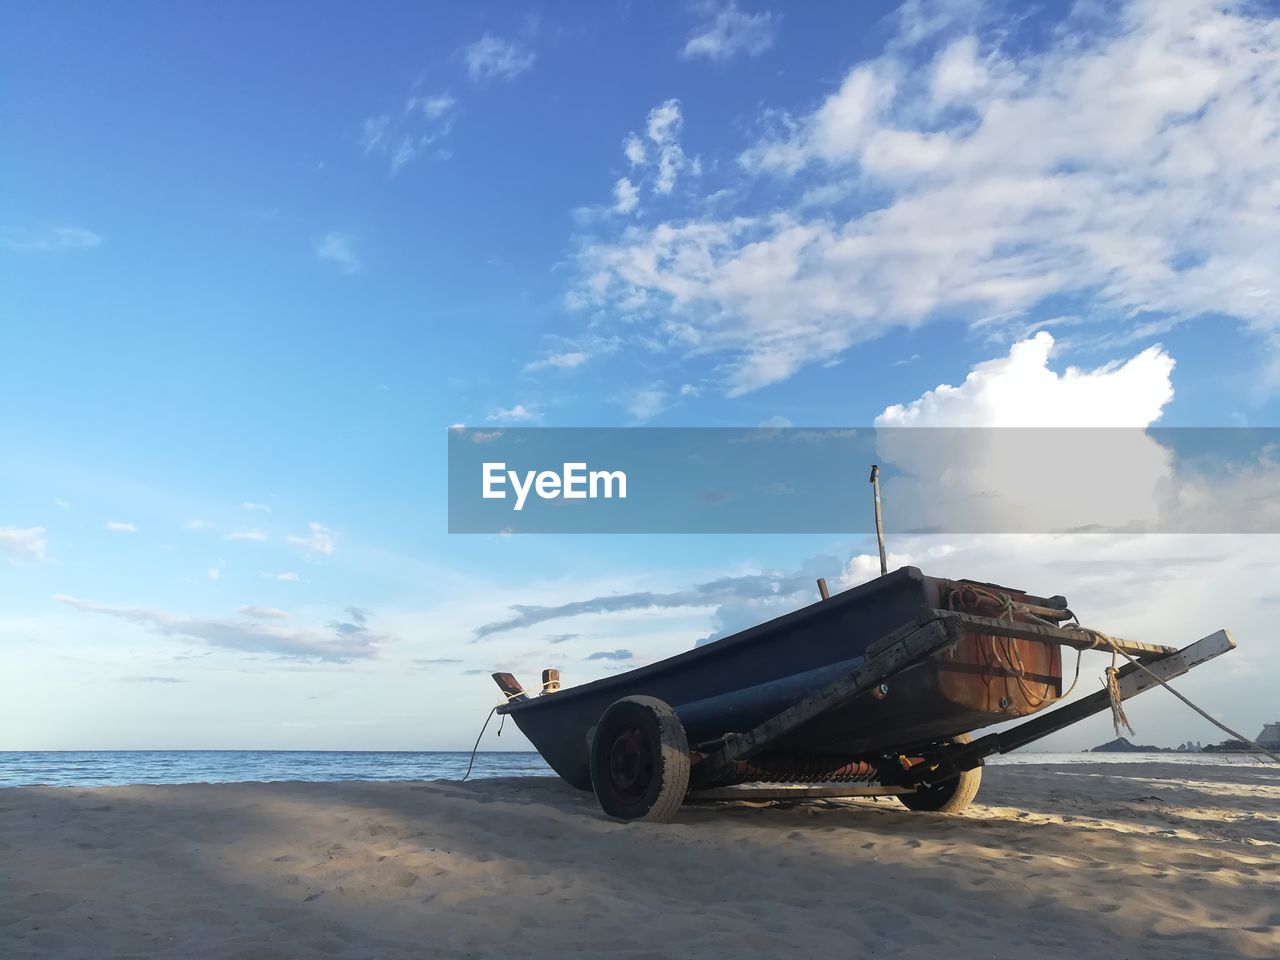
1069;624;1280;765
460;687;534;782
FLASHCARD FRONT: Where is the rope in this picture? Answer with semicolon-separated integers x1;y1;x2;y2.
1071;625;1280;765
460;686;538;782
460;705;497;782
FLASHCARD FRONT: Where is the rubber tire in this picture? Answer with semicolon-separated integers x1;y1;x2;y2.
590;696;690;822
896;734;982;814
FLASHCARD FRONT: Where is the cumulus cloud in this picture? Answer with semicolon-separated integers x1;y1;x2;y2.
572;0;1280;394
463;34;535;83
56;595;383;661
287;522;334;557
683;3;778;62
314;232;361;274
0;526;47;562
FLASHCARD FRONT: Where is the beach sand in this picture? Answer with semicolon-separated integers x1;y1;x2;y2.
1;761;1277;959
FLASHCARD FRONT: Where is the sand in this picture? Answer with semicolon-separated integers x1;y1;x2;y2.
1;761;1277;960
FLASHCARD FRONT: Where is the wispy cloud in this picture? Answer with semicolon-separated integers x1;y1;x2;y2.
0;526;47;562
187;519;214;531
105;521;137;533
524;351;588;372
586;649;633;661
56;595;383;661
224;529;268;542
626;384;669;421
241;502;271;513
263;571;301;582
120;675;187;684
314;232;362;274
360;90;458;173
473;568;822;640
463;34;535;83
489;403;540;423
0;223;101;252
287;522;335;557
52;499;71;511
208;568;220;581
683;3;779;62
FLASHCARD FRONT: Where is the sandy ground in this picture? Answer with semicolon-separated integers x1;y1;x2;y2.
1;762;1277;960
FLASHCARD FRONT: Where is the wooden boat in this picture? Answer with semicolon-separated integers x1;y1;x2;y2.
493;566;1234;821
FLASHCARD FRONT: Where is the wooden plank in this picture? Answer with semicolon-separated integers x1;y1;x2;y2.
936;611;1179;658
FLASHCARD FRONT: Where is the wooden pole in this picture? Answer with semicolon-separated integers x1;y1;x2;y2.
869;464;888;577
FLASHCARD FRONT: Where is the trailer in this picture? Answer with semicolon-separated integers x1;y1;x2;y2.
493;566;1235;821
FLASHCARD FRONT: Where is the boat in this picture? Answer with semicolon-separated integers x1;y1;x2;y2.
493;565;1235;821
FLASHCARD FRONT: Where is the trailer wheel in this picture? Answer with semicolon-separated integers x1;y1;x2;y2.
897;734;982;814
590;696;690;822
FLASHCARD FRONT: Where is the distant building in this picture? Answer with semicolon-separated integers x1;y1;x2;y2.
1259;723;1280;749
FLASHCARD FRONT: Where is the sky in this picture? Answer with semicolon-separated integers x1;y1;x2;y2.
2;0;1279;753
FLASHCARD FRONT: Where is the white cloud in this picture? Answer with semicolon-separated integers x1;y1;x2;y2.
52;499;71;511
0;526;47;562
463;34;535;83
0;223;101;252
208;568;220;581
626;384;670;421
225;529;268;542
683;3;779;62
525;351;589;372
612;177;640;214
878;332;1174;428
241;502;271;513
573;0;1280;394
314;232;361;274
623;133;646;166
186;519;214;531
408;93;457;120
105;521;137;533
489;404;540;423
287;522;335;557
265;571;301;582
56;595;380;661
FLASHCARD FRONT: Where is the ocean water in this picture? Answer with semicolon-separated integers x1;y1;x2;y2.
0;751;554;789
0;749;1268;789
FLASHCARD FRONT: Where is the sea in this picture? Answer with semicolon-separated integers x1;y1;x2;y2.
0;750;1270;789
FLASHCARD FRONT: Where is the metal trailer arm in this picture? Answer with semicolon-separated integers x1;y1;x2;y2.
696;614;964;780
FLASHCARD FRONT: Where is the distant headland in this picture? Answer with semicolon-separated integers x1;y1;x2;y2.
1091;723;1280;754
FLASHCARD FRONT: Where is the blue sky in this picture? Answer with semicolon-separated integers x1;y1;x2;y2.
3;0;1279;751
